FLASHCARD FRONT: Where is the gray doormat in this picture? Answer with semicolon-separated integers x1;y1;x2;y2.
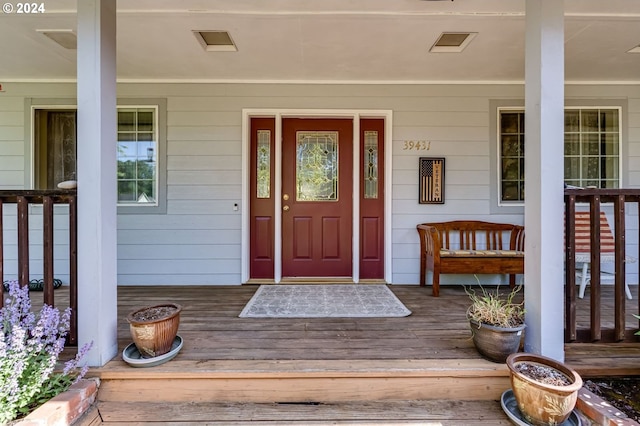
239;284;412;318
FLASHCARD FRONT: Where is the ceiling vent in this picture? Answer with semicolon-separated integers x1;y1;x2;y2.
429;32;477;53
194;31;238;52
37;30;77;49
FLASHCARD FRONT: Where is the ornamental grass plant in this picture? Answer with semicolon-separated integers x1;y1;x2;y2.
465;282;525;329
0;280;92;424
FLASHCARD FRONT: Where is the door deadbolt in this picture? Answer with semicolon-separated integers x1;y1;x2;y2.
283;194;289;201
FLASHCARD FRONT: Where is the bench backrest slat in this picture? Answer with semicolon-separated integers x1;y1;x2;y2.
419;220;524;251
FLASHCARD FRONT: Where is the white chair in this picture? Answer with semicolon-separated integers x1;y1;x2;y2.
572;211;634;300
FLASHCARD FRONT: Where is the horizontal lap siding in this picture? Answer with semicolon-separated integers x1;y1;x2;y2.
0;83;639;285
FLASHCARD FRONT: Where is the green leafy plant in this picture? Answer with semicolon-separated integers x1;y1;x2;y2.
466;279;525;328
0;280;92;423
634;314;640;336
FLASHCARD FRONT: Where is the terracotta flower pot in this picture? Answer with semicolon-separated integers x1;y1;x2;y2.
506;352;583;426
469;318;525;363
127;303;182;358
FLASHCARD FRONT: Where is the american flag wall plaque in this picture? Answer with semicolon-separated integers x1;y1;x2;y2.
419;157;445;204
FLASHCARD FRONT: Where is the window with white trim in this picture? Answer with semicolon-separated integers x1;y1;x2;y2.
498;107;621;204
116;107;158;205
33;102;165;211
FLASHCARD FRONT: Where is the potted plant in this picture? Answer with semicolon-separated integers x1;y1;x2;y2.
466;284;525;363
127;303;182;358
506;352;583;426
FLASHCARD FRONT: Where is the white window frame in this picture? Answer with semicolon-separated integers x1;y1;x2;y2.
496;105;623;207
116;105;160;207
26;98;167;214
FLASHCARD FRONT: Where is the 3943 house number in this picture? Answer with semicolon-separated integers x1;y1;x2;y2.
402;140;430;151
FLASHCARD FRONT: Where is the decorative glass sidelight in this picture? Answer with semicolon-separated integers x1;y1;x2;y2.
256;130;271;199
364;131;379;199
296;131;339;201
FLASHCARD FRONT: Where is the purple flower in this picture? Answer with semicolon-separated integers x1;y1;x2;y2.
0;279;92;423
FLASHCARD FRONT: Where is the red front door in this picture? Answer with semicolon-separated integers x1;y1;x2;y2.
281;118;353;278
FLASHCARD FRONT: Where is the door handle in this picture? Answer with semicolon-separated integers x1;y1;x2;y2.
283;205;290;211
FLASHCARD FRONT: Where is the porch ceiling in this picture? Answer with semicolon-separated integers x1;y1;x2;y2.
1;0;640;83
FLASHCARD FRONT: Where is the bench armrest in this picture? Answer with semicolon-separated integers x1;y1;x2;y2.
417;224;442;258
509;225;525;252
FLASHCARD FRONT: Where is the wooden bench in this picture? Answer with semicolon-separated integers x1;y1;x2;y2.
416;220;525;296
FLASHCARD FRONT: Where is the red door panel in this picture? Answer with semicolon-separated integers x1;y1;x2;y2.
359;119;385;279
282;118;353;278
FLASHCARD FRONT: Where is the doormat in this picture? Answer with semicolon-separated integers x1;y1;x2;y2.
239;285;411;318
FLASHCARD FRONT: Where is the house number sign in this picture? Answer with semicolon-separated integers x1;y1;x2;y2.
402;140;430;151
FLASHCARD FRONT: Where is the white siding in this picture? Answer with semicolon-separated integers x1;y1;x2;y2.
0;82;639;286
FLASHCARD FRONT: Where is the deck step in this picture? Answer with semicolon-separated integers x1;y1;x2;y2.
94;358;511;403
93;400;514;425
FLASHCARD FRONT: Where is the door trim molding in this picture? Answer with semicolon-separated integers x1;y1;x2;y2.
242;109;393;283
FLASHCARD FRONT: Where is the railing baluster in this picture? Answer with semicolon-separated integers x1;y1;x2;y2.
613;195;625;341
565;195;577;342
589;197;602;341
43;195;54;306
17;196;29;288
69;195;78;346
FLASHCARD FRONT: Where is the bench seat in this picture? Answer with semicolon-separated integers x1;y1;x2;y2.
417;220;525;297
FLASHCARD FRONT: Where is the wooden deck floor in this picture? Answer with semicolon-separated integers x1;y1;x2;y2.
54;284;639;425
42;283;639;368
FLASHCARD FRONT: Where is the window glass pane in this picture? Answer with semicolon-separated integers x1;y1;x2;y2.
256;130;271;199
502;181;520;201
296;131;338;201
501;113;521;133
136;179;155;203
118;159;136;179
582;134;599;155
602;134;619;155
581;110;599;132
564;134;580;155
565;110;580;132
502;158;520;180
364;131;378;199
582;157;600;180
564;157;580;180
118;181;136;202
600;110;619;132
137;110;154;131
603;157;619;180
118;111;136;131
501;135;520;156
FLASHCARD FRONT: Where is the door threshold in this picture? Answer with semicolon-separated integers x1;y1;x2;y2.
280;277;355;284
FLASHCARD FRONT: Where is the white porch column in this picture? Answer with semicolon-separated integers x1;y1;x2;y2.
77;0;118;366
524;0;565;361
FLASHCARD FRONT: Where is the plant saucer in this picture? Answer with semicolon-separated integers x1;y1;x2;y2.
123;335;183;368
501;389;581;426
